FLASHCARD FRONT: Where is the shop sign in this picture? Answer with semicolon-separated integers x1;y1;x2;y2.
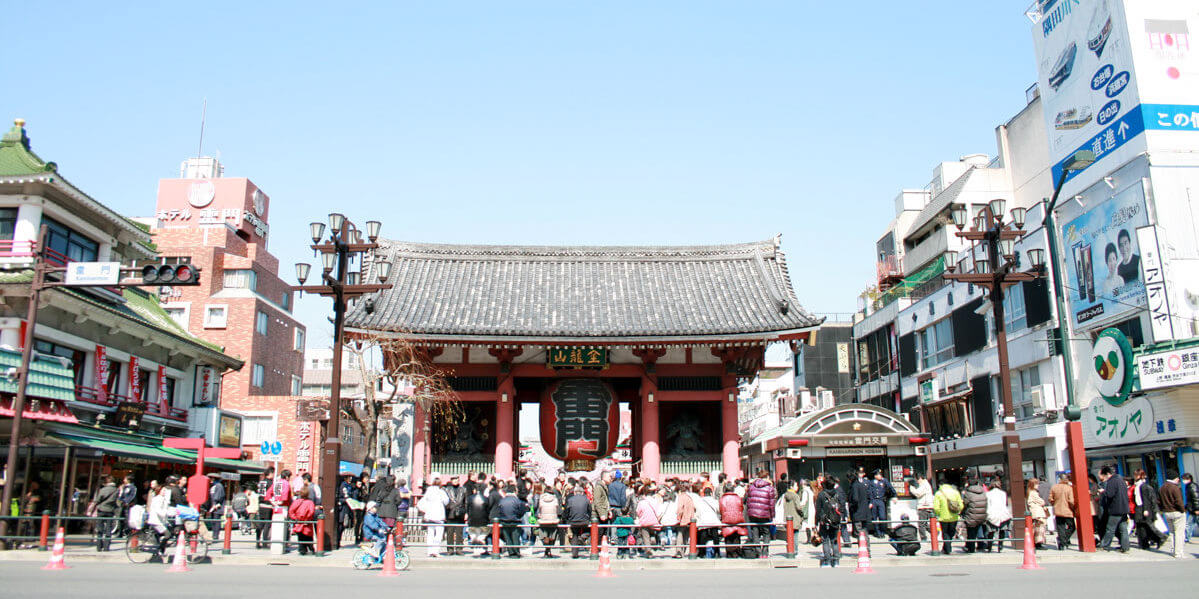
113;401;144;429
827;447;885;457
827;436;888;446
1061;189;1149;331
157;366;169;413
296;422;314;474
194;365;215;405
129;356;141;402
1137;226;1175;342
296;398;331;421
1137;347;1199;391
547;347;608;369
95;345;108;403
919;379;939;404
218;412;242;448
1091;328;1135;405
1084;394;1153;447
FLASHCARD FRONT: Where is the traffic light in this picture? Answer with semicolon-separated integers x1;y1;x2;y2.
141;263;202;286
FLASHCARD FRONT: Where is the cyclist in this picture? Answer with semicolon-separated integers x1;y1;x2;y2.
146;480;174;555
362;501;389;560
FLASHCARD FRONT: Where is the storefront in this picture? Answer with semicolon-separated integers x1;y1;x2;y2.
742;404;930;496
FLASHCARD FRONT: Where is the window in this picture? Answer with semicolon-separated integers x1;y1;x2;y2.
164;305;189;329
159;376;176;407
1004;283;1027;333
294;328;305;352
43;216;98;263
106;359;123;396
136;369;152;402
203;305;228;328
342;424;353;444
291;375;302;396
251;364;265;388
223;269;257;291
240;414;278;445
33;340;87;387
919;318;954;369
0;208;16;240
256;310;269;335
1011;366;1041;420
281;291;292;311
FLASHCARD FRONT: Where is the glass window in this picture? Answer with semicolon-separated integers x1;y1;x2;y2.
164;306;188;329
241;414;277;445
294;328;305;352
33;339;86;387
0;208;16;240
204;305;228;328
1004;283;1027;333
137;369;152;402
256;310;268;336
1011;366;1041;419
160;376;176;407
920;319;954;369
223;269;257;291
291;375;302;395
43;216;98;263
281;291;292;311
252;364;265;388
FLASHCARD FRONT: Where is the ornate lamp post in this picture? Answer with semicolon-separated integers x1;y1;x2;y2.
294;214;392;550
943;198;1037;533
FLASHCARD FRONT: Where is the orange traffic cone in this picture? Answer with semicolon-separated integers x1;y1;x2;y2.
41;527;68;571
596;537;615;578
1019;516;1042;570
378;531;400;577
166;530;191;573
853;531;874;574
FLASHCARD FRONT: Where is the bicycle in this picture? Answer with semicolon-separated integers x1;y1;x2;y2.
351;538;410;571
125;523;210;564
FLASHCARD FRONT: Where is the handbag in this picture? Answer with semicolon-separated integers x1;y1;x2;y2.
1153;516;1168;535
810;531;823;546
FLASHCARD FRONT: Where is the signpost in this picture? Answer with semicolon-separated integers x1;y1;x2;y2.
65;261;121;286
296;398;331;421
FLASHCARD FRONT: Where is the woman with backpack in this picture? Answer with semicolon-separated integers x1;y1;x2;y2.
933;480;964;555
815;475;842;567
534;483;563;558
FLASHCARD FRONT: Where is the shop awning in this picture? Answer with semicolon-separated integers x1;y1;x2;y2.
1084;440;1180;459
156;448;269;474
47;432;192;464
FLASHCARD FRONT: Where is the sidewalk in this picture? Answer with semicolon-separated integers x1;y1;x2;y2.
0;534;1189;570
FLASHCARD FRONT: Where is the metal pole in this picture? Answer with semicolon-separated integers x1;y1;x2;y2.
320;220;349;551
0;225;46;549
986;223;1028;535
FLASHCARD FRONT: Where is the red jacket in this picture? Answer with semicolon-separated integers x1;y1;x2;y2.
719;492;747;537
288;498;315;535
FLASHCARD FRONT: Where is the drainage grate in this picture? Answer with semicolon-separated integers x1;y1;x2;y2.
929;573;970;577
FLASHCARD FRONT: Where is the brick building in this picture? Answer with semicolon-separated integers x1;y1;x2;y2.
148;157;309;474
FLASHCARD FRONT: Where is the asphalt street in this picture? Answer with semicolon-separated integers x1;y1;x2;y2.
2;560;1193;598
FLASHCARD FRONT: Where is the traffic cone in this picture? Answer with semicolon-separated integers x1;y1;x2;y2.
41;527;68;571
1019;517;1042;570
853;531;874;574
596;537;615;578
166;530;191;573
377;531;400;577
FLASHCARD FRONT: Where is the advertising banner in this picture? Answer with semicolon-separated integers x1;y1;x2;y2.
218;412;243;448
1060;184;1148;331
1136;226;1174;342
1138;346;1199;391
128;356;140;402
158;365;169;413
94;345;108;403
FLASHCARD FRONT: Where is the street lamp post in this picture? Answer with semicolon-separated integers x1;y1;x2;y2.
294;215;392;550
943;198;1037;535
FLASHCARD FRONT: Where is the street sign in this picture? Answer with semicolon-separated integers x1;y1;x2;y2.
65;261;120;286
296;398;331;421
260;440;283;462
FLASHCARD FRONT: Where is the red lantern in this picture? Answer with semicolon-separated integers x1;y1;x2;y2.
539;379;619;472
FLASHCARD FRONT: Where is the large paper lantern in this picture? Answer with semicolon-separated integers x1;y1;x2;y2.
540;378;619;471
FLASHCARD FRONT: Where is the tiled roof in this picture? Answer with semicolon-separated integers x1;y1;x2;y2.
346;237;821;340
0;119;55;176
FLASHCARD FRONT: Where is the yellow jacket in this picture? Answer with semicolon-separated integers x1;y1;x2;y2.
933;484;963;523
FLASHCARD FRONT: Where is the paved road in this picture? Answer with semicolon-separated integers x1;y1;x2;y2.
3;560;1192;598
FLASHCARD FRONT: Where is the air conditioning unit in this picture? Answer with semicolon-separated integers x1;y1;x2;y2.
786;448;803;459
1030;384;1057;412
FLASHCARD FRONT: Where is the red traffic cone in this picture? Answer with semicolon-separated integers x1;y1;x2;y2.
41;527;69;571
1019;516;1042;570
596;537;615;578
853;531;874;574
378;531;401;577
166;530;191;573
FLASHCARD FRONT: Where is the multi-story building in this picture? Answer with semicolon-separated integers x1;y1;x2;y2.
0;119;243;518
794;317;856;406
148;157;308;475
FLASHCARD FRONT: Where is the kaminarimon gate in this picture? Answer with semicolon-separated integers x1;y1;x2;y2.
344;237;821;485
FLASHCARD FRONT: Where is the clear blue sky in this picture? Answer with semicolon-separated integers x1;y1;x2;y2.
5;1;1042;344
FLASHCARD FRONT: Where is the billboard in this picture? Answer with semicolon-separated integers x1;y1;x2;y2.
1030;1;1199;196
1060;183;1148;331
218;411;243;448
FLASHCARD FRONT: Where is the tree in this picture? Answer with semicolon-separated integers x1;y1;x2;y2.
339;332;459;472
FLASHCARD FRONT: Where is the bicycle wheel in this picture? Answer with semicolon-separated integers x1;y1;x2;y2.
395;549;411;571
351;549;373;570
185;534;210;563
126;529;158;564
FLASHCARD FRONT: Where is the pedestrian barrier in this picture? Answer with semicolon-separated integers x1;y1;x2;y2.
41;527;68;571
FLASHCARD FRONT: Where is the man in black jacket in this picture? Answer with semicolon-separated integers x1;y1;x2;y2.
888;514;920;556
564;485;592;559
1183;473;1199;544
443;476;466;555
1098;466;1130;552
465;482;492;557
497;484;527;557
848;470;872;551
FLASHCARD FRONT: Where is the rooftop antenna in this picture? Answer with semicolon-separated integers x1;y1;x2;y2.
197;98;207;159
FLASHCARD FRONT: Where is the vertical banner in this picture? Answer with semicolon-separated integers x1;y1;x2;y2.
195;365;212;405
128;356;141;402
1136;225;1175;342
94;345;108;403
296;422;313;474
158;365;169;414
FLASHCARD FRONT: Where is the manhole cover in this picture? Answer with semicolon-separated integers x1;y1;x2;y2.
929;573;969;577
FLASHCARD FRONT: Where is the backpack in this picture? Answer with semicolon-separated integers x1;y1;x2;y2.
537;493;560;523
231;493;249;512
820;491;842;527
948;492;963;514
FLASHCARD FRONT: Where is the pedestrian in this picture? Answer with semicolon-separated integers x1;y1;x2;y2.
288;485;316;555
782;479;805;548
1159;470;1186;558
1049;473;1077;550
418;473;450;557
607;471;629;518
1098;466;1130;552
497;483;527;557
847;469;871;550
960;477;988;553
564;484;592;559
243;485;259;538
718;482;747;558
206;474;226;541
985;480;1011;552
744;469;776;558
868;469;896;537
90;475;119;551
1183;473;1199;543
673;482;695;558
230;484;250;529
911;472;934;542
535;482;563;558
658;485;679;555
694;486;722;558
17;481;43;548
443;475;466;555
465;478;492;557
337;472;356;545
888;514;920;556
933;479;963;555
115;475;138;538
634;484;662;558
799;477;816;543
255;468;274;549
1132;469;1165;550
1026;479;1048;550
815;475;842;567
265;469;292;550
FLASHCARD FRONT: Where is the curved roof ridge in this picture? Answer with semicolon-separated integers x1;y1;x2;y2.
377;238;779;261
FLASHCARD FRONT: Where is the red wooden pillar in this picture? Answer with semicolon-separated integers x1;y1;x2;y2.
641;383;660;482
412;399;427;488
721;385;741;479
495;377;515;478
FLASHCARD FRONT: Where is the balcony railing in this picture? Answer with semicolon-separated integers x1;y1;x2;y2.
0;239;34;259
661;455;722;475
876;255;903;283
74;386;187;421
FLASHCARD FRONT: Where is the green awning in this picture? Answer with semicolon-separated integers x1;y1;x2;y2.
0;347;75;401
48;432;192;464
158;448;268;474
